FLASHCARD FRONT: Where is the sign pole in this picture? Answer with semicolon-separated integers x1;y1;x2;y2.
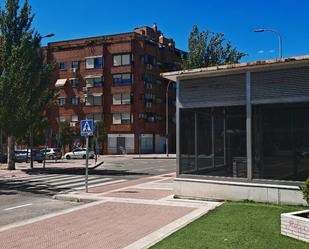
85;135;89;193
81;119;93;193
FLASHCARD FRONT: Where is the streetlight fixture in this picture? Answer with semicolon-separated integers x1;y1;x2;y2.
42;33;55;39
165;81;173;157
254;28;283;60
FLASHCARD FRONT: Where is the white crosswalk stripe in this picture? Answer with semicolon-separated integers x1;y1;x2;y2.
0;174;122;194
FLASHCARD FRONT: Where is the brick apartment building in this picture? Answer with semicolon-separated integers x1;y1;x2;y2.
46;24;183;154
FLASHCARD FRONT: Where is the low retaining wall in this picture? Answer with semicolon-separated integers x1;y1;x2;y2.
174;178;307;205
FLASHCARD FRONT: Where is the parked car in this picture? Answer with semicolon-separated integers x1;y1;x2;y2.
28;150;44;163
41;148;62;160
14;150;44;163
14;150;28;163
0;153;7;163
64;148;95;160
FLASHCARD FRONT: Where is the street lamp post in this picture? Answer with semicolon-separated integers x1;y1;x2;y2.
165;81;172;157
254;29;283;60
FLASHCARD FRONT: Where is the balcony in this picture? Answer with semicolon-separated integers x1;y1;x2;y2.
110;65;132;74
81;105;103;113
144;123;164;132
111;85;132;94
111;104;132;113
110;124;132;132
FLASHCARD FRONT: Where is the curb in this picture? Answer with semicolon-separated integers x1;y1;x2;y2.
53;194;99;203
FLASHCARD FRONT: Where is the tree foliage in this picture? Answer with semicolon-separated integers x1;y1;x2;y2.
59;121;75;149
0;0;55;169
300;178;309;204
182;25;246;69
94;121;107;144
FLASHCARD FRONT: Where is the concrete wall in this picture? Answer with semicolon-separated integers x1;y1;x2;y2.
174;178;307;205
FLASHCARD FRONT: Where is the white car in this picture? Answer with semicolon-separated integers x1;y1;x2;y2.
64;148;95;160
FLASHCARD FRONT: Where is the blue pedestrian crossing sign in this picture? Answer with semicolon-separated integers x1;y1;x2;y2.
81;119;94;137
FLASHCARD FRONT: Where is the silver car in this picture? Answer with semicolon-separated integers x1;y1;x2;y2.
41;148;62;160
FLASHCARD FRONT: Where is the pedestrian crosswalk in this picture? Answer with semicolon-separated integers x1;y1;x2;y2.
0;174;127;195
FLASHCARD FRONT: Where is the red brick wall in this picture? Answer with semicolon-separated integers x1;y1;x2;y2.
47;28;182;153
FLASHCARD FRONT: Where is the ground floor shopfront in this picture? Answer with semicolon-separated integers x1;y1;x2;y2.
107;133;166;154
163;56;309;205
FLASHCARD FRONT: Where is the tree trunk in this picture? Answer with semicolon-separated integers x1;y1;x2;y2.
7;136;15;170
30;128;34;169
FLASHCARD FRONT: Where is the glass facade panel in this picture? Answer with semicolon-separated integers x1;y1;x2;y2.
214;108;225;167
253;103;309;181
196;109;212;172
179;109;195;174
179;106;246;178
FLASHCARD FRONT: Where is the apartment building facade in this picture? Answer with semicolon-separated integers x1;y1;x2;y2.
46;24;183;154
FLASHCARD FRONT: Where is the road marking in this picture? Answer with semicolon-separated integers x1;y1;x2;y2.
4;203;33;211
74;179;127;190
57;178;112;188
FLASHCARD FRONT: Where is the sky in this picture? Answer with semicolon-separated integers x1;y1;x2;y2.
14;0;309;62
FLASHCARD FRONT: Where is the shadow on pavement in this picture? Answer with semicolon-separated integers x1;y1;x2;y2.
0;168;149;196
0;190;18;195
22;167;148;177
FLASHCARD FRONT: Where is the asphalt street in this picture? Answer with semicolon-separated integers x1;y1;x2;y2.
0;157;176;227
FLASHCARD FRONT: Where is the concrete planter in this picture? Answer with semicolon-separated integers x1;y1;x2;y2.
281;210;309;243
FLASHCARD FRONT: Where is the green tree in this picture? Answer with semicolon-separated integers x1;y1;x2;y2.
182;25;246;69
300;178;309;204
93;121;107;154
0;0;55;170
59;121;75;153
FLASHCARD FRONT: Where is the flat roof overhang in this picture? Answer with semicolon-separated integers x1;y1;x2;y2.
161;55;309;81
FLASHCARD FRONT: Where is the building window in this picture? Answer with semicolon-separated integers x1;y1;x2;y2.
58;98;66;106
71;115;78;122
70;78;79;88
72;61;79;69
112;93;131;105
85;56;103;69
71;96;79;105
86;113;103;122
112;74;132;86
142;54;157;66
85;95;102;106
143;74;162;88
59;116;66;122
139;113;162;123
112;113;132;124
85;76;103;88
59;62;67;70
113;54;131;66
142;93;156;102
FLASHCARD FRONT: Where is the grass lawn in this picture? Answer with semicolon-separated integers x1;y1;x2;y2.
151;202;308;249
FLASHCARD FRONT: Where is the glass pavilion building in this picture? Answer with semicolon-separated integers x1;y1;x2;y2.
162;56;309;205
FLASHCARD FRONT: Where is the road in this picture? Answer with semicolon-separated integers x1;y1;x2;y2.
0;157;175;227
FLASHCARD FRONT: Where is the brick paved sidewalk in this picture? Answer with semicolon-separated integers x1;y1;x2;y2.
0;173;221;249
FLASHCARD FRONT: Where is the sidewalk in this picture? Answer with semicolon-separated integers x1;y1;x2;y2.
0;173;222;249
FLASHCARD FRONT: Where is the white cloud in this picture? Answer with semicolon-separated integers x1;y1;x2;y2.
258;50;264;54
269;49;275;53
